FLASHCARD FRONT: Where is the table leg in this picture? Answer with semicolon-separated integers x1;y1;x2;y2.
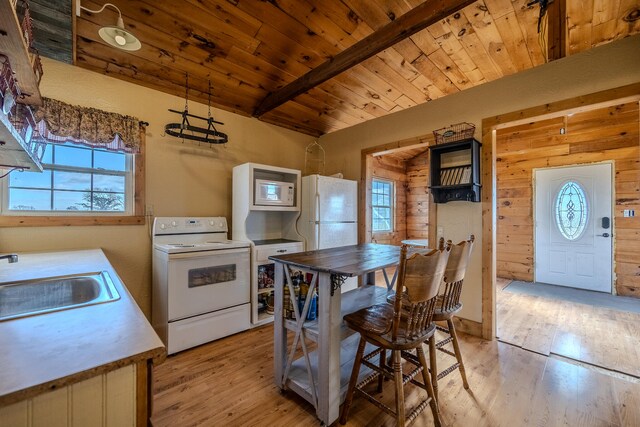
273;261;286;389
316;272;341;425
365;271;376;286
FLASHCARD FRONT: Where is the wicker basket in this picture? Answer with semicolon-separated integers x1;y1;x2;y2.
0;55;20;112
18;1;34;49
30;49;43;85
433;122;475;145
9;103;36;144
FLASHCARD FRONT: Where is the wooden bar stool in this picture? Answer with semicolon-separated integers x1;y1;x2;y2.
428;235;475;400
340;243;451;427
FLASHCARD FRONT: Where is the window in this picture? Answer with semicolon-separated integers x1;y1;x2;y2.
0;139;144;226
555;180;588;240
372;179;393;232
3;141;131;213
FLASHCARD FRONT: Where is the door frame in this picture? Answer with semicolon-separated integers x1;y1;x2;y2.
532;162;615;291
480;82;640;340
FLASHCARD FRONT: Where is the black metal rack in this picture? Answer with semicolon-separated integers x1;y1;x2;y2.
429;138;481;203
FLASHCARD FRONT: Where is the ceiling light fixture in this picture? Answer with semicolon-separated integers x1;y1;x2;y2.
76;2;141;51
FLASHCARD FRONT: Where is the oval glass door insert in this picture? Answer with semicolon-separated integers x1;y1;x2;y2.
555;180;588;240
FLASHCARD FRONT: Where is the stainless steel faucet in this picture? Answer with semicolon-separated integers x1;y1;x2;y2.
0;254;18;263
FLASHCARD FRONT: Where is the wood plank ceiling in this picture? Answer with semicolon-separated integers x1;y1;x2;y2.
62;0;640;136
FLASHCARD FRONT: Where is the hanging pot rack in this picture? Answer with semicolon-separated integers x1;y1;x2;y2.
164;74;228;144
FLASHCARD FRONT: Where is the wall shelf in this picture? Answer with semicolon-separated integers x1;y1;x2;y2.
0;0;43;106
0;0;44;171
429;138;481;203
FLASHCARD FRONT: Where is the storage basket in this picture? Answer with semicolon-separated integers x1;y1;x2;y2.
29;48;43;85
0;55;20;112
433;122;475;145
20;3;34;49
9;103;36;145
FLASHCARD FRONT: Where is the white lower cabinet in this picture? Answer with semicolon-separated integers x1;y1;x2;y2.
0;364;140;427
252;241;304;326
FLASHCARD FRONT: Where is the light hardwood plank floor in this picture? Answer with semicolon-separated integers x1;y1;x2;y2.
152;323;640;426
497;278;640;377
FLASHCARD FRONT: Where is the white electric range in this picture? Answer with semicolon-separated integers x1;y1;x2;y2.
152;217;251;354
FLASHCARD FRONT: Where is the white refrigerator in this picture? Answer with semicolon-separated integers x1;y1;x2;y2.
299;175;358;291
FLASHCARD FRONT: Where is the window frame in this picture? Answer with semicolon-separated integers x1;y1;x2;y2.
371;178;394;233
0;132;145;227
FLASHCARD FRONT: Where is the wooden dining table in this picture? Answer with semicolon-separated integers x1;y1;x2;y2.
269;243;426;425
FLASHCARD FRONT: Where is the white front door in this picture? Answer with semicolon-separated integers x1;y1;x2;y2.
534;163;612;292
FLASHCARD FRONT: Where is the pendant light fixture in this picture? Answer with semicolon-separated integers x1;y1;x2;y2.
76;2;141;51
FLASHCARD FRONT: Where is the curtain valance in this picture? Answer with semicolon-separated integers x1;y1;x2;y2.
34;97;142;153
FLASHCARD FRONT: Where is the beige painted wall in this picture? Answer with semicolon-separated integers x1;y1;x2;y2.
0;58;314;316
319;35;640;323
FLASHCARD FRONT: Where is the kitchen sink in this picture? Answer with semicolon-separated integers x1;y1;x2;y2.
0;271;120;321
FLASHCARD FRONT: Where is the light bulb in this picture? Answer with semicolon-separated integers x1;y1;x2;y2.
114;34;126;46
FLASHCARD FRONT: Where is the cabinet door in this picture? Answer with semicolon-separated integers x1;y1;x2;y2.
0;365;138;427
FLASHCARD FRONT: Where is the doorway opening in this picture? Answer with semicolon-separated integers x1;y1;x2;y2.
360;135;436;288
488;92;640;377
360;136;436;247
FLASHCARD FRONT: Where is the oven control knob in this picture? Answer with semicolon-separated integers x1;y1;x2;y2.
171;221;177;227
218;222;223;228
160;224;166;230
209;220;215;226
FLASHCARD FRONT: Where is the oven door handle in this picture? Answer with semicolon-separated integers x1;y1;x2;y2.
168;248;249;259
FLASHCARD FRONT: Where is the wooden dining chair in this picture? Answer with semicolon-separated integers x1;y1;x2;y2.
428;235;475;400
340;243;451;427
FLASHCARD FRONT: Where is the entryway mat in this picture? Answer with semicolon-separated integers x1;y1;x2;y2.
504;280;640;314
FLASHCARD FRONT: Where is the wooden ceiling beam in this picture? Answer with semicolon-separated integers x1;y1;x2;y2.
547;0;567;61
252;0;476;117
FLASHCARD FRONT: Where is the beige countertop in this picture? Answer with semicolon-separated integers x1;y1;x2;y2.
0;249;166;406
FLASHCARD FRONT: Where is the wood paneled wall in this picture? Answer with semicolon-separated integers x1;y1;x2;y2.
406;153;430;240
370;155;407;245
496;101;640;297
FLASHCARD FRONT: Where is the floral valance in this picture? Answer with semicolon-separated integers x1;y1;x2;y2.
34;97;142;153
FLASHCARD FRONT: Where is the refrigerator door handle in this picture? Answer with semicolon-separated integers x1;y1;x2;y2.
316;192;321;247
315;192;321;224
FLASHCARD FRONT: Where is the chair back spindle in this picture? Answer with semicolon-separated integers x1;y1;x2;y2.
392;243;451;341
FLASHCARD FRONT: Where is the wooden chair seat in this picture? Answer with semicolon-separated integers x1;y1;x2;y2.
433;298;462;321
344;304;437;350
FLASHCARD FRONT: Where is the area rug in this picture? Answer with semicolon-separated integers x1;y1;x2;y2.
503;280;640;314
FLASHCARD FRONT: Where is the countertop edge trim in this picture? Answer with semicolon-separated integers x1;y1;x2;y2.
0;346;166;407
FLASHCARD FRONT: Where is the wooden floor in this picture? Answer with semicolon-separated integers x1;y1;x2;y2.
497;278;640;378
152;322;640;426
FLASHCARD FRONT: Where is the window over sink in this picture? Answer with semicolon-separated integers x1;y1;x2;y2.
0;97;146;226
3;141;132;213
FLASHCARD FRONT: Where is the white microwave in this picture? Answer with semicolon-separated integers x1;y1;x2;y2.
254;179;295;206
